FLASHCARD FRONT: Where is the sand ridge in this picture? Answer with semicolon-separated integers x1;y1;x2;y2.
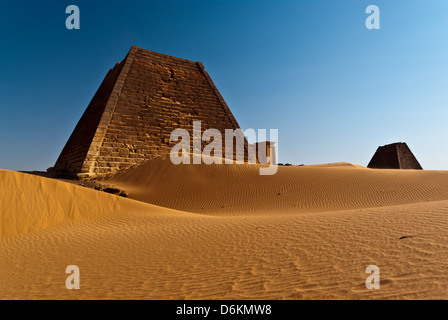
1;159;448;299
0;169;192;238
101;158;448;215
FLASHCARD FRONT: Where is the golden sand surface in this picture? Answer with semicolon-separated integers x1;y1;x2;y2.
1;160;448;299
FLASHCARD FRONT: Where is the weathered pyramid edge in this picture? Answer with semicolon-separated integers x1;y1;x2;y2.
53;46;246;178
367;142;423;170
195;61;241;131
52;46;136;177
133;47;242;131
78;46;138;177
396;142;423;170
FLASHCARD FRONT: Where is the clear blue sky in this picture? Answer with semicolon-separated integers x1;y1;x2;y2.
1;0;448;171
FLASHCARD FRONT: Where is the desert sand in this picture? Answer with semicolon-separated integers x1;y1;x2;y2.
1;159;448;299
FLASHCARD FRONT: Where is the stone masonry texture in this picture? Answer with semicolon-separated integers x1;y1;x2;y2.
367;142;423;169
54;46;246;176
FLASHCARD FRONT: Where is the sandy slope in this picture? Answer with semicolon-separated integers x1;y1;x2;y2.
1;161;448;299
101;158;448;215
0;169;166;238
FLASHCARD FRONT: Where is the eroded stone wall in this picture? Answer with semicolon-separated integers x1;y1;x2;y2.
54;46;246;176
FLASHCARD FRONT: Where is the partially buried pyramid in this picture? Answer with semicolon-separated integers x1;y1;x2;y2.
54;46;245;177
367;142;423;170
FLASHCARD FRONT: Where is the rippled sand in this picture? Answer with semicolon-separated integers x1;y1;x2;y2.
1;160;448;299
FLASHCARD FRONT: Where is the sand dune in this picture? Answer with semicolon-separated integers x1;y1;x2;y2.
0;169;182;238
101;158;448;215
1;160;448;299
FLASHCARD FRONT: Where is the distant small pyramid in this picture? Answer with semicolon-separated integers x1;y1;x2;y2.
367;142;423;169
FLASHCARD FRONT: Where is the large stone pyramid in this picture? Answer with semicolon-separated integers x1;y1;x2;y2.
367;142;423;169
54;46;244;177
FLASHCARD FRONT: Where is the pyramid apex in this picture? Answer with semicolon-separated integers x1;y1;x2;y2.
53;46;243;176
